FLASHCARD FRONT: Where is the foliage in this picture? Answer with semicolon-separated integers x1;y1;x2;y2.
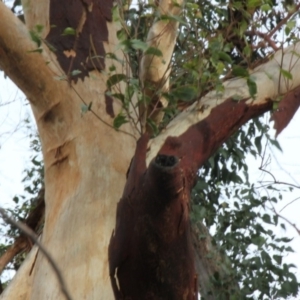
109;7;300;296
108;1;300;297
0;123;44;287
191;117;299;299
106;0;300;133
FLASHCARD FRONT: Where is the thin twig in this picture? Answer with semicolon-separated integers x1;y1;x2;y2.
252;30;279;51
268;4;300;38
279;197;300;213
259;180;300;190
0;208;73;300
71;86;138;140
267;203;300;236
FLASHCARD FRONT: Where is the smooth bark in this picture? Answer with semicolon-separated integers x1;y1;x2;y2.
1;0;300;299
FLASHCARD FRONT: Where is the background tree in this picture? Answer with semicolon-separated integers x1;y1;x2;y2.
0;0;300;299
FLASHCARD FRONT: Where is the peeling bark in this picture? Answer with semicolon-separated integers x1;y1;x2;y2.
0;2;137;300
109;134;197;299
271;86;300;136
109;98;273;298
1;1;300;299
46;0;113;80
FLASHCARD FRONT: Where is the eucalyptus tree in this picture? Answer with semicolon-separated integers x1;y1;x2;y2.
0;0;300;299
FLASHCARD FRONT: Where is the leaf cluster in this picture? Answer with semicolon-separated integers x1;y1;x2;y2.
191;117;299;299
107;0;300;133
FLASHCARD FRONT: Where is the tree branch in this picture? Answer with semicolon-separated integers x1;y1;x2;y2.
139;0;184;132
268;202;300;236
0;208;73;300
147;42;300;165
0;236;27;275
0;188;45;275
0;1;66;111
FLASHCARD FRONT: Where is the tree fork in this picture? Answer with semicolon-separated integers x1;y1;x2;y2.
109;98;272;299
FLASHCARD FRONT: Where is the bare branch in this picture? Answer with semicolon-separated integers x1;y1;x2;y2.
268;3;300;38
0;187;45;274
252;30;279;51
280;197;300;213
268;203;300;236
0;208;73;300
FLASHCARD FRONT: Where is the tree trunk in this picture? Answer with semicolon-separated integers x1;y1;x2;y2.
1;1;300;299
0;1;137;299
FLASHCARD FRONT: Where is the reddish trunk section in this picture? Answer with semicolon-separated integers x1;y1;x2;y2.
109;134;197;299
271;86;300;136
46;0;113;80
109;99;272;299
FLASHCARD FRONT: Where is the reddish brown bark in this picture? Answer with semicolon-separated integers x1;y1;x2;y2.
46;0;113;80
109;98;272;299
109;134;197;299
271;86;300;136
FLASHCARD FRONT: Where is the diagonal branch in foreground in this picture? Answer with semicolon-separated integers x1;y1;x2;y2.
0;188;45;275
0;208;72;300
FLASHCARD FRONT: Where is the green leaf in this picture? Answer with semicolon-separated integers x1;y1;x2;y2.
269;138;282;151
144;47;163;57
280;69;293;80
116;28;127;41
107;74;127;89
232;66;249;77
272;101;279;110
113;113;128;129
29;30;41;47
254;136;262;154
218;51;232;64
107;92;125;103
146;118;159;136
171;85;197;102
62;27;76;36
262;214;272;224
130;39;148;51
28;48;43;53
70;70;82;76
252;236;265;247
35;24;44;33
160;14;187;25
248;0;261;8
285;20;296;36
261;4;271;11
247;77;257;98
273;254;282;265
81;102;92;114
